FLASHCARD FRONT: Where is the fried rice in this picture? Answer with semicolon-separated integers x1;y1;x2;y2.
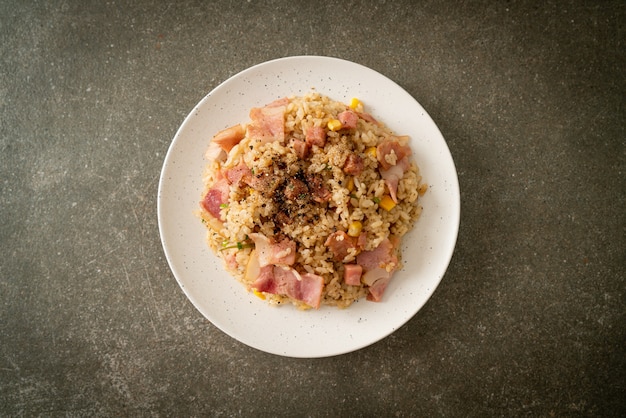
198;92;426;309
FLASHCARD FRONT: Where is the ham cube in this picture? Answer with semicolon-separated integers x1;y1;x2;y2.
200;175;229;219
305;126;326;147
338;110;358;129
344;264;363;286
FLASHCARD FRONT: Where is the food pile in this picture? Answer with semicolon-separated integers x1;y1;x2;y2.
199;92;426;309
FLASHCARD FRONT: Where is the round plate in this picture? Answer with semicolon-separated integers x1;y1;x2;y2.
158;56;459;358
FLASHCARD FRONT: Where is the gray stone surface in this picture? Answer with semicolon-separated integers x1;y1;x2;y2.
1;0;624;416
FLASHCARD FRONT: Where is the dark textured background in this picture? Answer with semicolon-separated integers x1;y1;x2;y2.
1;1;624;416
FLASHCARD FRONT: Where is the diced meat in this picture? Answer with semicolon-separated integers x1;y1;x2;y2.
344;264;363;286
249;233;296;266
293;138;309;160
200;175;229;219
306;173;332;203
248;171;282;194
325;231;357;261
356;238;398;271
283;177;309;202
252;266;324;309
224;160;252;186
380;156;411;203
377;138;412;170
248;102;286;143
271;238;295;265
305;126;326;147
376;138;413;201
252;265;278;293
298;272;325;309
343;153;364;176
356;238;399;302
338;110;359;129
211;124;246;153
204;141;226;162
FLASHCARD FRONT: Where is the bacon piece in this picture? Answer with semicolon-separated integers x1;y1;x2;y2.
356;238;399;302
252;266;324;309
377;138;412;170
248;101;286;143
344;264;363;286
293;138;309;160
224;160;252;186
283;177;309;202
376;137;413;202
338;110;358;129
325;231;357;261
380;156;411;203
305;126;326;147
212;124;246;153
356;238;398;271
305;173;331;203
298;272;325;309
248;171;281;194
343;153;364;176
200;175;229;219
249;233;296;266
252;265;277;292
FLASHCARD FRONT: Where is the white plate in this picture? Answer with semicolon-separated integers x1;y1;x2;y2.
158;56;460;358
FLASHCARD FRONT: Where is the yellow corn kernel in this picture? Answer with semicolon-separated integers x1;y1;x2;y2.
365;146;377;158
327;119;342;131
379;195;396;211
346;176;355;192
252;289;266;300
347;221;363;237
349;98;361;109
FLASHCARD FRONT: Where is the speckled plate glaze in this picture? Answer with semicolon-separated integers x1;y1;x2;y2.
158;56;460;358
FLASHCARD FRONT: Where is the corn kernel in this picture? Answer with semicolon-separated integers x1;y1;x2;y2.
379;195;396;211
252;289;266;300
349;98;361;109
346;176;355;192
365;146;377;158
327;119;342;131
347;221;362;237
